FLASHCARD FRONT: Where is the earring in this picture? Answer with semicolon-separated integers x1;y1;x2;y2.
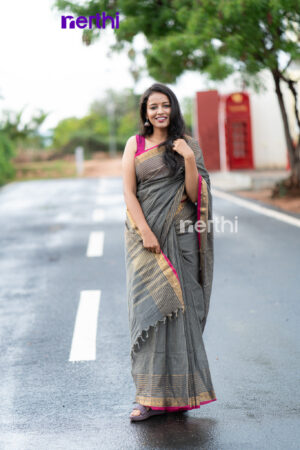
144;119;151;126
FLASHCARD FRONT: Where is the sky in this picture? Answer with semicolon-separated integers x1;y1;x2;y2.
0;0;246;134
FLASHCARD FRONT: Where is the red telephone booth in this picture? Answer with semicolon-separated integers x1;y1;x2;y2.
224;92;254;170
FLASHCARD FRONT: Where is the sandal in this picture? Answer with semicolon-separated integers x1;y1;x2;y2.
130;403;167;422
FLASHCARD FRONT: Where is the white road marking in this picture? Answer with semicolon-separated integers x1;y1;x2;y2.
92;209;105;222
86;231;104;257
69;290;101;362
212;188;300;229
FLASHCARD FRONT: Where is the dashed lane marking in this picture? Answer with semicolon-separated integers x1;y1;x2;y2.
69;290;101;362
86;231;104;257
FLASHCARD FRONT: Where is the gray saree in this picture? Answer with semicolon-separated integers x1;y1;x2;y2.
124;134;217;411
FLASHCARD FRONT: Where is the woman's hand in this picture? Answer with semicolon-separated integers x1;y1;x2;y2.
172;138;194;159
141;229;161;254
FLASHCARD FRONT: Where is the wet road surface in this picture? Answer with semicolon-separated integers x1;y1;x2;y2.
0;177;299;449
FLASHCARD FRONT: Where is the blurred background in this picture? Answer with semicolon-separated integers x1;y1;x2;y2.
1;0;299;211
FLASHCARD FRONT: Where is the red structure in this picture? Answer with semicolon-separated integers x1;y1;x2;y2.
195;90;220;171
195;90;254;171
224;92;254;170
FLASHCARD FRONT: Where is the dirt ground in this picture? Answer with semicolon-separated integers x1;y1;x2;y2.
83;153;123;178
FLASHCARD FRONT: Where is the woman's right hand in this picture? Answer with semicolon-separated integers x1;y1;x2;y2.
141;229;161;254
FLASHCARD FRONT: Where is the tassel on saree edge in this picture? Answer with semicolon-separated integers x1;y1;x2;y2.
131;307;183;356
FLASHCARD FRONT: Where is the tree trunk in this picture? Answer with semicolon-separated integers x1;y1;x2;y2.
271;69;294;163
285;79;300;187
293;141;300;186
271;69;300;188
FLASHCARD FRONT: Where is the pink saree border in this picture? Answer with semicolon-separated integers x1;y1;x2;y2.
196;173;203;250
144;398;217;411
135;134;163;158
160;250;180;282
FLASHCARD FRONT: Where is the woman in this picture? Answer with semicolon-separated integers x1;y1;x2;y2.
122;83;217;422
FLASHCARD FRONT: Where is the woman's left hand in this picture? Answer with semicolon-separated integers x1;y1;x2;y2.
172;139;194;159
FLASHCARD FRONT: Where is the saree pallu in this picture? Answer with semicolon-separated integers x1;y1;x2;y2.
124;135;217;411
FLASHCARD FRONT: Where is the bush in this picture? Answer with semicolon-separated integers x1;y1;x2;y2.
0;133;16;186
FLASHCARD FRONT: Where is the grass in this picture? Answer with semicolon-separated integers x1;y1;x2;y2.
12;160;77;181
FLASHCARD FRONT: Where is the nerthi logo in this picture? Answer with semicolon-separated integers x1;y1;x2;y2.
61;12;120;29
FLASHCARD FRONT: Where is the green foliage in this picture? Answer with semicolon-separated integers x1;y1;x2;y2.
54;0;300;181
181;97;193;134
0;107;49;149
0;132;16;186
186;0;300;91
50;88;140;154
0;107;49;185
54;0;300;90
51;116;83;149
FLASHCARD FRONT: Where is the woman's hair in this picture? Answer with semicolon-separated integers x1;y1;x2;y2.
139;83;189;176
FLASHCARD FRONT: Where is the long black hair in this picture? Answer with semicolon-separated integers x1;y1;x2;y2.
139;83;189;177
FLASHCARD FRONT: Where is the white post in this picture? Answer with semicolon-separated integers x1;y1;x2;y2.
75;146;84;176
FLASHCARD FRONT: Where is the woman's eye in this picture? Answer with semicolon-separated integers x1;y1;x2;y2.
150;105;170;109
162;105;170;108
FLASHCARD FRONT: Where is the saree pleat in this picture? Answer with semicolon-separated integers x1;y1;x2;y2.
124;135;217;410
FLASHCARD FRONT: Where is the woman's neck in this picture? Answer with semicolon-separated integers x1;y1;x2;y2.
148;129;168;144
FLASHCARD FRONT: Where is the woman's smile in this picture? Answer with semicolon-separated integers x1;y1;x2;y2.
146;92;171;129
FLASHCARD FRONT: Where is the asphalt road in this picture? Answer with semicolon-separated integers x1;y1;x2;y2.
0;177;299;450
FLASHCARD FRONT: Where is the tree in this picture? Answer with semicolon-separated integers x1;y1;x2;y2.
54;0;300;188
187;0;300;191
1;107;49;149
50;88;140;153
0;132;15;186
0;107;49;185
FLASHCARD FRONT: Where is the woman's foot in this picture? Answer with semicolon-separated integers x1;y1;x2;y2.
129;403;167;421
130;405;151;417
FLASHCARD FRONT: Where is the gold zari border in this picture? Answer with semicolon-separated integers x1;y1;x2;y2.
135;389;216;407
126;208;184;310
135;145;165;165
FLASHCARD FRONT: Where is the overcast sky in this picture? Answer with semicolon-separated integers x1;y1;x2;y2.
0;0;243;133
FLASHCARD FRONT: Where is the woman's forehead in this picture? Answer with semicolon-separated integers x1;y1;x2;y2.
148;92;169;105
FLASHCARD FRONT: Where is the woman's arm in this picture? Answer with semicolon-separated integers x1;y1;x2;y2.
183;152;199;203
172;135;200;203
187;136;211;190
122;136;152;235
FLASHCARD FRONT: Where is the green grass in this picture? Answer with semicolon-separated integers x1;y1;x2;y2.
12;160;77;181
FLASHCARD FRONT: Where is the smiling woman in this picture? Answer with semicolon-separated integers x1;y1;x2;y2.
122;82;217;421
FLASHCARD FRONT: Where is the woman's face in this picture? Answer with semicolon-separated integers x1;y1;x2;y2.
146;92;171;129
